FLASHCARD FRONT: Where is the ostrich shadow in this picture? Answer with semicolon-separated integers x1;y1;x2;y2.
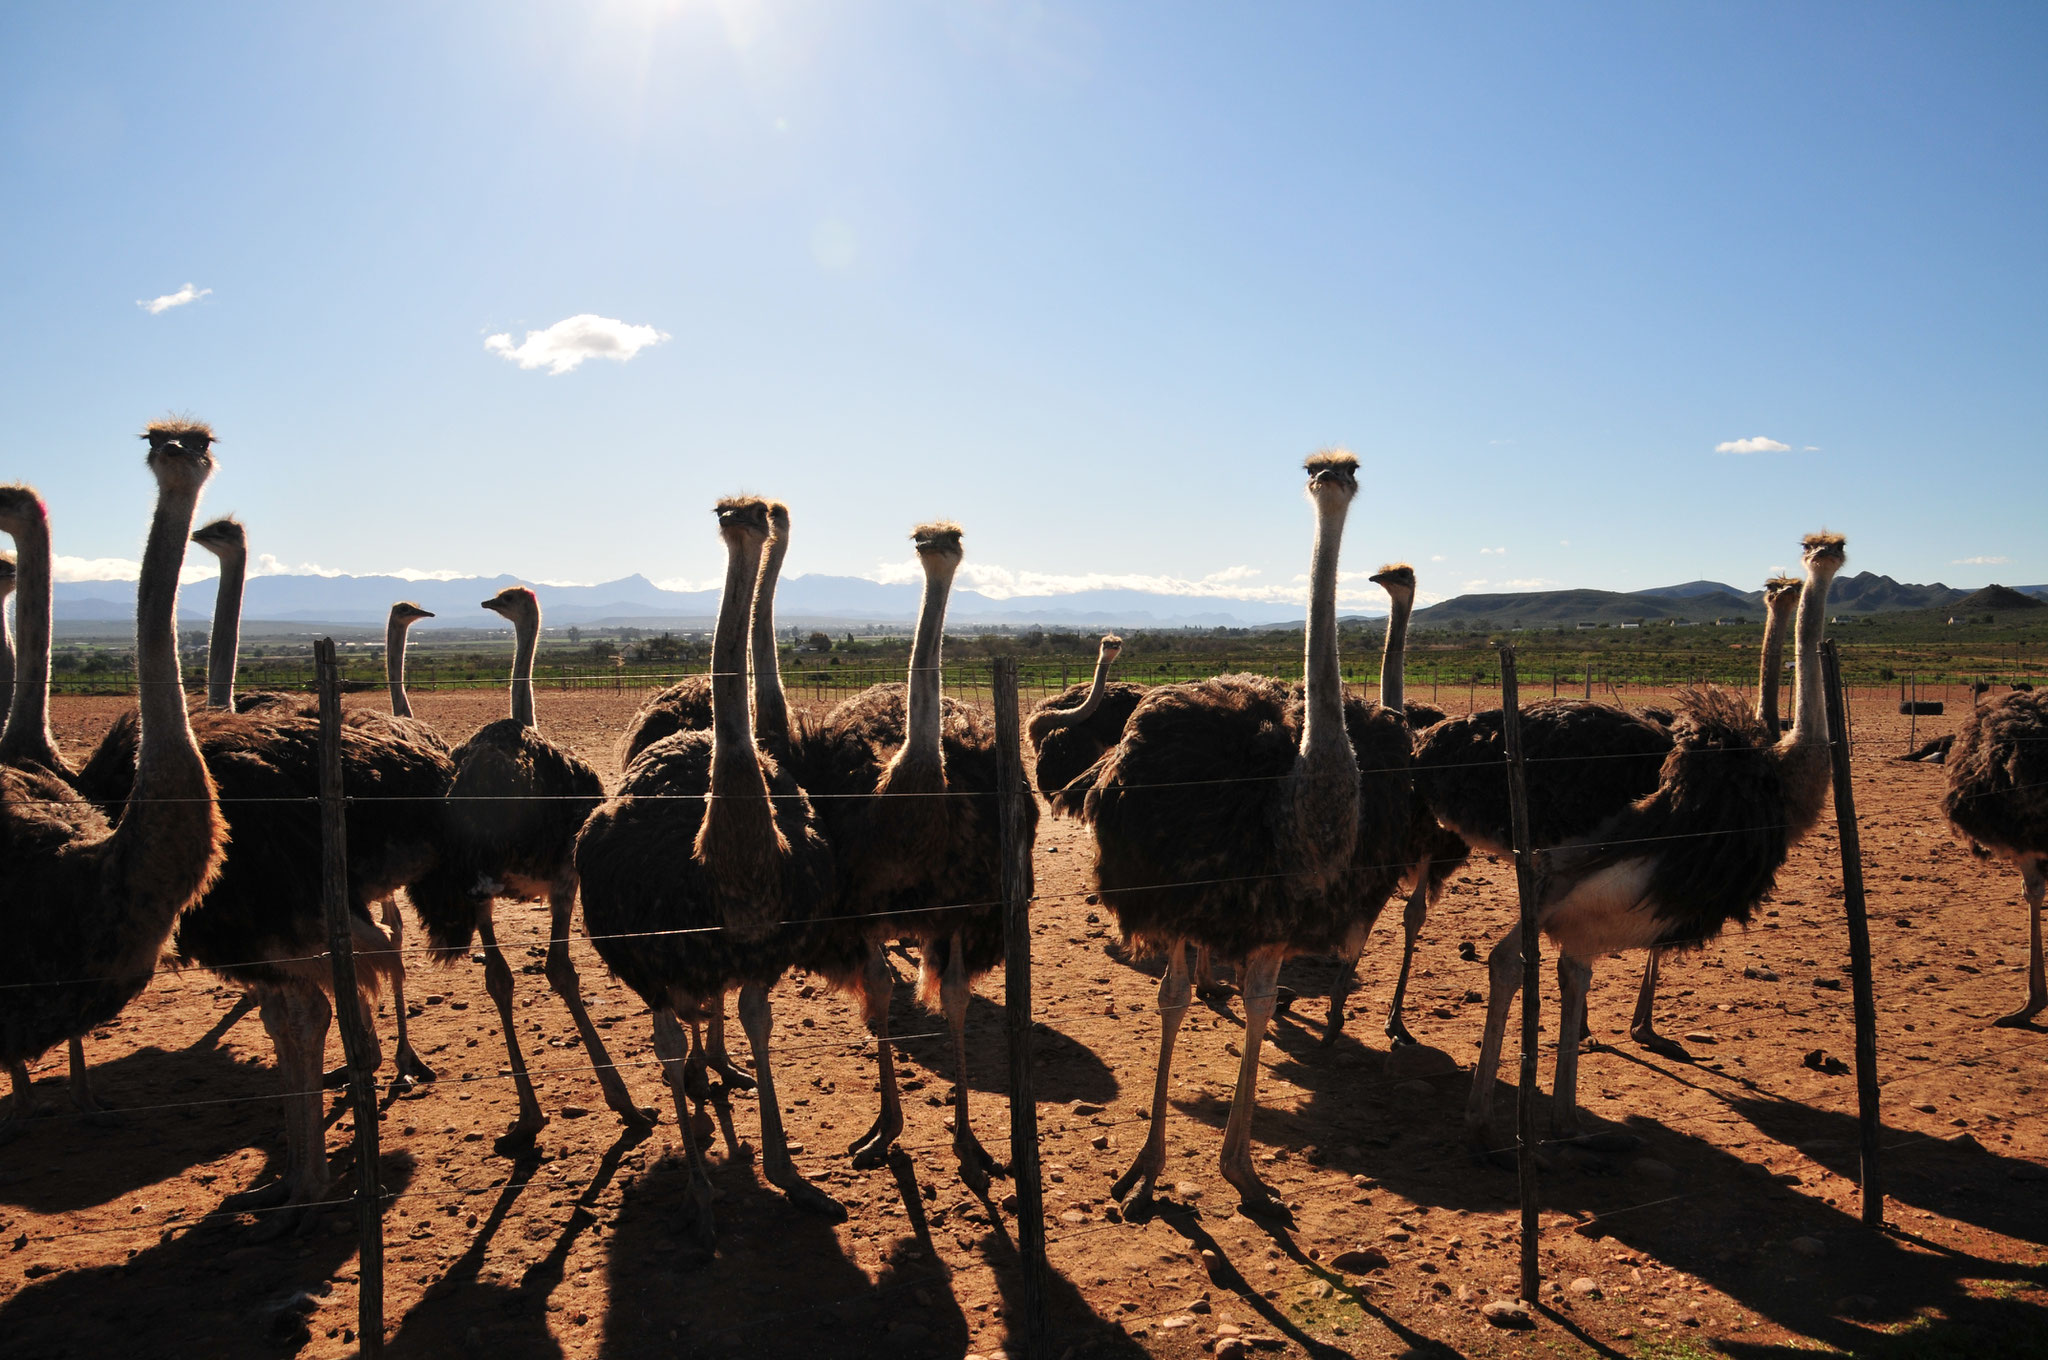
878;988;1120;1106
0;1150;416;1359
387;1132;635;1360
1321;1077;2048;1357
0;1042;285;1213
599;1147;891;1360
1718;1091;2048;1251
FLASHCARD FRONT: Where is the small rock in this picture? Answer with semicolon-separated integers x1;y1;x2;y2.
1327;1253;1392;1278
1090;1134;1109;1150
1216;1340;1248;1360
1072;1101;1104;1116
1683;1031;1717;1044
1569;1277;1601;1297
1175;1181;1203;1201
1157;1313;1198;1330
559;1106;588;1119
1201;1248;1225;1279
1813;977;1842;991
1803;1049;1850;1075
1481;1299;1533;1329
1000;1192;1019;1214
1458;941;1479;961
1309;1280;1332;1298
1789;1236;1827;1258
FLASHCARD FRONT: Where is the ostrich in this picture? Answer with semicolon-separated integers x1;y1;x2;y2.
0;551;16;724
184;517;301;716
1322;563;1470;1046
798;521;1034;1190
1;429;227;1140
1461;534;1846;1150
1626;575;1801;1055
1027;635;1144;799
575;497;849;1243
1943;688;2048;1026
0;482;77;782
1064;452;1413;1219
406;585;641;1138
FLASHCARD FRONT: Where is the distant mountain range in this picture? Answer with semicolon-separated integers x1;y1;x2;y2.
48;568;2047;636
51;572;1309;633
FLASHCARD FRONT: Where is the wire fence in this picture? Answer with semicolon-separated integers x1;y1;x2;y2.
7;648;2041;1356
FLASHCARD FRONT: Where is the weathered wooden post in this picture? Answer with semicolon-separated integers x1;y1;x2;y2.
316;639;385;1355
1820;640;1884;1228
992;656;1049;1356
1498;644;1541;1303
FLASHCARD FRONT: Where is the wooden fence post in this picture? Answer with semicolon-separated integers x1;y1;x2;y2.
316;639;385;1355
1820;640;1884;1229
992;657;1049;1356
1498;644;1541;1304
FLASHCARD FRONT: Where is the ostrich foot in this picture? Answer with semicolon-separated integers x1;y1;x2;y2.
394;1045;437;1085
244;1204;308;1243
954;1127;1003;1194
1552;1129;1643;1157
1465;1122;1519;1170
1195;979;1234;1005
846;1110;903;1169
708;1055;756;1092
1630;1026;1693;1062
1384;1015;1418;1049
677;1175;717;1255
769;1170;847;1221
496;1110;548;1151
1110;1155;1164;1220
1993;996;2047;1028
1220;1162;1293;1226
1319;1004;1346;1048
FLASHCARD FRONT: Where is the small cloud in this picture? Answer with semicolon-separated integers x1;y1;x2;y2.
1952;555;2012;566
251;553;346;578
1802;445;1820;452
1479;547;1506;556
1715;435;1791;455
652;575;721;593
1461;578;1490;590
1559;539;1571;547
1496;577;1560;590
138;283;210;314
1429;554;1447;563
389;568;474;582
485;314;669;375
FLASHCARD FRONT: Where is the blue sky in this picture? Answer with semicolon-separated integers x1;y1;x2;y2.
2;3;2041;609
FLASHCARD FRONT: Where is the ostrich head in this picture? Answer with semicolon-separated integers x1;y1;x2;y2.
1762;574;1802;616
1098;634;1123;664
190;516;246;560
1369;562;1416;606
714;496;771;544
765;500;791;539
1303;449;1359;504
481;585;540;626
1800;532;1847;581
0;485;48;537
142;419;217;496
0;550;15;593
910;521;964;565
389;601;435;626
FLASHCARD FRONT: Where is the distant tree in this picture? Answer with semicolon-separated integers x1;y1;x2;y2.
568;626;582;645
807;631;832;652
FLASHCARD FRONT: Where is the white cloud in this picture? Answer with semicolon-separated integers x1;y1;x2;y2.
652;575;721;593
1479;547;1506;556
1715;435;1792;455
485;314;669;375
1461;578;1490;590
137;283;210;314
249;553;346;578
1802;445;1821;452
1953;555;2012;566
56;554;220;586
1429;554;1447;563
1495;578;1560;590
1559;539;1571;547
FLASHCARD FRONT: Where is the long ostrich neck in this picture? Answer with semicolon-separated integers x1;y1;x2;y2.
387;615;415;718
0;507;56;767
749;519;791;748
0;583;15;734
1756;597;1791;731
508;603;537;727
699;528;777;881
205;544;245;708
904;554;957;767
1299;493;1351;763
1380;591;1413;711
1786;569;1833;747
1028;644;1116;744
116;473;217;903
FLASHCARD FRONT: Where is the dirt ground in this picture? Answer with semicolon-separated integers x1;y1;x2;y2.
3;682;2046;1360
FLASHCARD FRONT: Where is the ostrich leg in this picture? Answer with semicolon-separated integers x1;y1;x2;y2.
1217;944;1291;1222
1628;948;1689;1059
941;932;1001;1191
1550;953;1593;1138
1383;869;1434;1047
1995;861;2048;1028
1;1059;50;1142
1112;937;1191;1217
66;1036;119;1123
847;945;904;1167
1322;918;1371;1047
380;897;435;1083
542;874;648;1127
1192;944;1229;1002
1464;924;1525;1155
684;1014;742;1158
650;1007;716;1249
704;1008;756;1090
475;906;547;1139
736;982;845;1219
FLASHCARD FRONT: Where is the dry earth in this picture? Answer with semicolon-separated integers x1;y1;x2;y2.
3;683;2045;1359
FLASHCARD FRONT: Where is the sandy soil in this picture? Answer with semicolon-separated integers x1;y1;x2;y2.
3;683;2045;1359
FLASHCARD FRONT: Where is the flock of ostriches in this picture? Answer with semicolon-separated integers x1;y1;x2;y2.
2;425;2044;1254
